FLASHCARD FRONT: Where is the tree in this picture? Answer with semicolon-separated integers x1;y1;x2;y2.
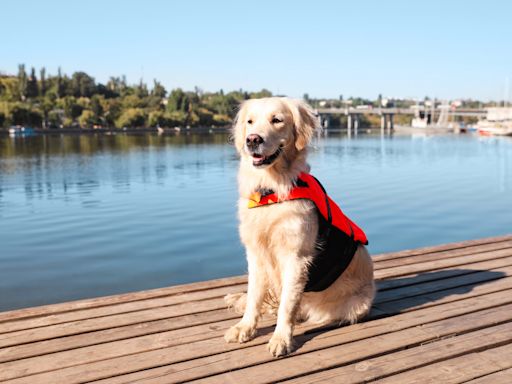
115;108;146;128
26;67;38;98
148;110;165;127
203;93;230;116
96;83;117;98
90;95;103;119
107;76;121;93
62;96;83;120
151;80;166;98
78;110;96;128
17;64;27;101
40;95;55;128
0;76;19;101
122;94;144;109
56;67;64;98
7;103;42;126
134;79;148;98
104;99;122;126
250;89;272;99
48;110;62;128
71;71;96;97
40;67;47;96
167;88;188;112
197;107;214;126
212;113;231;126
165;111;187;126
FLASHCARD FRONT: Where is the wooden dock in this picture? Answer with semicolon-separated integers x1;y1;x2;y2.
1;235;512;383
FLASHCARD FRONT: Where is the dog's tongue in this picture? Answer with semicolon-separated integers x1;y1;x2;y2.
252;154;265;166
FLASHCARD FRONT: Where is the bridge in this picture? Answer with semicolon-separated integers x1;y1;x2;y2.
316;107;487;133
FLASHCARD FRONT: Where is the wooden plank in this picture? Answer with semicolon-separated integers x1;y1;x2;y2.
2;235;510;325
3;250;512;337
2;240;511;334
0;237;510;383
375;247;512;280
465;368;512;384
0;275;247;323
373;343;512;384
2;259;511;358
0;306;232;349
0;315;273;382
0;315;240;364
156;302;512;384
371;234;512;261
0;255;511;359
373;240;512;269
284;323;512;383
0;284;246;334
377;255;512;291
376;273;512;315
375;264;512;304
10;290;512;384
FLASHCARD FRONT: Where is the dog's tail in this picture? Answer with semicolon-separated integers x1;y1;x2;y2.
224;292;247;315
224;290;280;316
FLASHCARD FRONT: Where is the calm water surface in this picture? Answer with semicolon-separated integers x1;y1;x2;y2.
1;132;511;311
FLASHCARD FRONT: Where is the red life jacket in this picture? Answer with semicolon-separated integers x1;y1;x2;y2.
248;172;368;292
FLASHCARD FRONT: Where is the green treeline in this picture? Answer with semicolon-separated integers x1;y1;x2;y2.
0;65;272;129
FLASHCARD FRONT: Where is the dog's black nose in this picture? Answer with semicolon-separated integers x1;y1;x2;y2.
246;134;264;149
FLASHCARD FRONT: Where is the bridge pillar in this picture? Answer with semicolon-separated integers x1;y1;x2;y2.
387;114;394;133
380;114;386;133
354;115;359;136
347;114;352;136
325;115;330;129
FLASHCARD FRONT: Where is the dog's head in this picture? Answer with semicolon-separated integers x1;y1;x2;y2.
232;97;320;169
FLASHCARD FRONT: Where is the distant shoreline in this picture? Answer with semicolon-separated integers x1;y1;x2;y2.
0;126;231;135
0;126;423;137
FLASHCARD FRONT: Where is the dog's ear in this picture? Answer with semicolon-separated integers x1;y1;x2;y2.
284;98;320;151
231;101;249;152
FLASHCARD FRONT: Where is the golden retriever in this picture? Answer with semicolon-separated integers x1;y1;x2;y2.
224;97;375;357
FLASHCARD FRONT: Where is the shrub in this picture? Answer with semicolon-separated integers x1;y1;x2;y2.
115;108;146;128
78;110;96;128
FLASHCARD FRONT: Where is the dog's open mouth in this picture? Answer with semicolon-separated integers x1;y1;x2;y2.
251;148;281;167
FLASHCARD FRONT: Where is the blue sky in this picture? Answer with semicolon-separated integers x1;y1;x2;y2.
1;0;511;100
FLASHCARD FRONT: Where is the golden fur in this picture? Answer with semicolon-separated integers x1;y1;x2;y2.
224;97;375;357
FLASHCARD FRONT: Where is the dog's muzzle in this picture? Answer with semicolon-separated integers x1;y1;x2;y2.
251;147;282;167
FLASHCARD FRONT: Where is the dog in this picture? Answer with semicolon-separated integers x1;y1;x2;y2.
224;97;375;357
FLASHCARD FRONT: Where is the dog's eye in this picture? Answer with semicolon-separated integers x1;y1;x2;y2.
271;117;282;124
247;119;253;124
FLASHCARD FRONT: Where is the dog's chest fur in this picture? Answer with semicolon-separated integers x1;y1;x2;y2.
238;198;319;258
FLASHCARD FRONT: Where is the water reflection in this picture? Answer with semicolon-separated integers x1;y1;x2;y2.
0;132;231;158
0;133;233;204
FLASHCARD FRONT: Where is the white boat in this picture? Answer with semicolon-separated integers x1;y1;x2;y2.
8;126;35;136
475;108;512;136
395;101;456;134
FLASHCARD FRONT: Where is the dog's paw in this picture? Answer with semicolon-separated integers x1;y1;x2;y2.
224;322;256;343
267;333;295;357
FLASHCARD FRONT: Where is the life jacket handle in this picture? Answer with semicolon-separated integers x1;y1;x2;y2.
309;175;332;225
308;175;355;240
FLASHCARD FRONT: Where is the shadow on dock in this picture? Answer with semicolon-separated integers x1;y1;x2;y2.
293;268;506;351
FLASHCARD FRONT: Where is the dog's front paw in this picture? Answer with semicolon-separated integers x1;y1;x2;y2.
224;322;256;343
267;332;295;357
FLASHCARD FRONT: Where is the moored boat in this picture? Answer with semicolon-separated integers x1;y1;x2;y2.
7;126;36;136
475;108;512;136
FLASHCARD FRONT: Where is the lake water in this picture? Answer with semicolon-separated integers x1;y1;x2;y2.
1;132;511;311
